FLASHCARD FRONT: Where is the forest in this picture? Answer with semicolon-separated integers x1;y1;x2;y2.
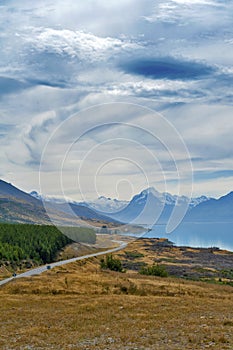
0;223;96;265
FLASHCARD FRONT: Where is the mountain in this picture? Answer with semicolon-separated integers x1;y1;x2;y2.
107;187;164;225
184;191;233;222
1;180;39;205
0;180;118;226
31;191;128;213
78;196;129;213
104;187;210;225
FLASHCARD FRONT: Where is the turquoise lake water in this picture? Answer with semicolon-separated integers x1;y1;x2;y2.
140;222;233;251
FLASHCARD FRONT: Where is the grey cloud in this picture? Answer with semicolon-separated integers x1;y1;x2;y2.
119;57;215;81
0;76;31;96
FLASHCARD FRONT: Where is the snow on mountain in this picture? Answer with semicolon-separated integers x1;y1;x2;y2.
189;195;210;207
30;188;209;214
104;187;211;225
30;187;210;226
128;187;209;208
79;196;129;213
30;191;75;204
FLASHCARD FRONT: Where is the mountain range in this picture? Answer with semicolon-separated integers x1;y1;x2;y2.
29;186;233;225
1;179;233;227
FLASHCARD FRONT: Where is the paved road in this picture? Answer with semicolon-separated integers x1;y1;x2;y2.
0;240;127;287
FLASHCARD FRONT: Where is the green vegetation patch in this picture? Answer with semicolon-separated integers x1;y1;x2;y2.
139;263;168;277
219;268;233;279
0;223;96;265
124;251;144;259
100;254;124;272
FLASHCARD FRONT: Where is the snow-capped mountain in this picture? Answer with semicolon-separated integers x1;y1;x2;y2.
105;187;210;226
108;187;165;225
79;196;129;213
161;193;209;207
128;187;209;208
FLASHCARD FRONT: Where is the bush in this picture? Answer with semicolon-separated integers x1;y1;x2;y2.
100;254;123;272
139;263;168;277
125;251;144;259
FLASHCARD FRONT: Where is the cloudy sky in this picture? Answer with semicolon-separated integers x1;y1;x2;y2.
1;0;233;200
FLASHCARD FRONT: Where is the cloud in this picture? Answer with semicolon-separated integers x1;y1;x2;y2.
194;170;233;181
24;27;140;63
119;57;215;81
144;0;229;24
0;76;31;96
0;0;233;199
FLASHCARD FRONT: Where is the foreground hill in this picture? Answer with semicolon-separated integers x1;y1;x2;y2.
1;238;233;350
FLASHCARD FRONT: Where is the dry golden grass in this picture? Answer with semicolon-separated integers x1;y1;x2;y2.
1;239;233;349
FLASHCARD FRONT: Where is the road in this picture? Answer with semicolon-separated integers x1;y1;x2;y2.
0;239;127;287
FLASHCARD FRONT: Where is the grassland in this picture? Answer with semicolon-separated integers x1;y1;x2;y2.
1;238;233;349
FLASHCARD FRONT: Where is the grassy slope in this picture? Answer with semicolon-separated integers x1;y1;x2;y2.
1;238;233;349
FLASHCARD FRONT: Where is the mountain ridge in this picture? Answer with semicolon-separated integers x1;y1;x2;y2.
0;180;119;226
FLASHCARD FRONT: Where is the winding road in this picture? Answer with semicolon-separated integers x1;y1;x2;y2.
0;239;127;287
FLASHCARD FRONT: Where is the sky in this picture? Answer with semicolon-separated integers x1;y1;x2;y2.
1;0;233;201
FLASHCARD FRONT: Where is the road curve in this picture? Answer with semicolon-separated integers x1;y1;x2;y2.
0;240;127;287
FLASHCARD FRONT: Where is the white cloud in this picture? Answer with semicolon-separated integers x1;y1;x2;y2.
24;27;140;62
144;0;228;24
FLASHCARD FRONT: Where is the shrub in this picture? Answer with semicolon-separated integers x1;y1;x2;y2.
125;251;144;259
100;254;124;272
139;263;168;277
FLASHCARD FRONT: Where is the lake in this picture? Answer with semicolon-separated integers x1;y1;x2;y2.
141;222;233;252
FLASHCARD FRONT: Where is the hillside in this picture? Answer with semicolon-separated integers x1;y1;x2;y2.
0;180;119;226
1;238;233;349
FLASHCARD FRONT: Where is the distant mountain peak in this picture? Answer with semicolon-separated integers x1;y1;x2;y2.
82;195;129;213
140;187;160;196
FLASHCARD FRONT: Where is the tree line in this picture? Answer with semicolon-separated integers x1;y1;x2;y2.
0;223;96;265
